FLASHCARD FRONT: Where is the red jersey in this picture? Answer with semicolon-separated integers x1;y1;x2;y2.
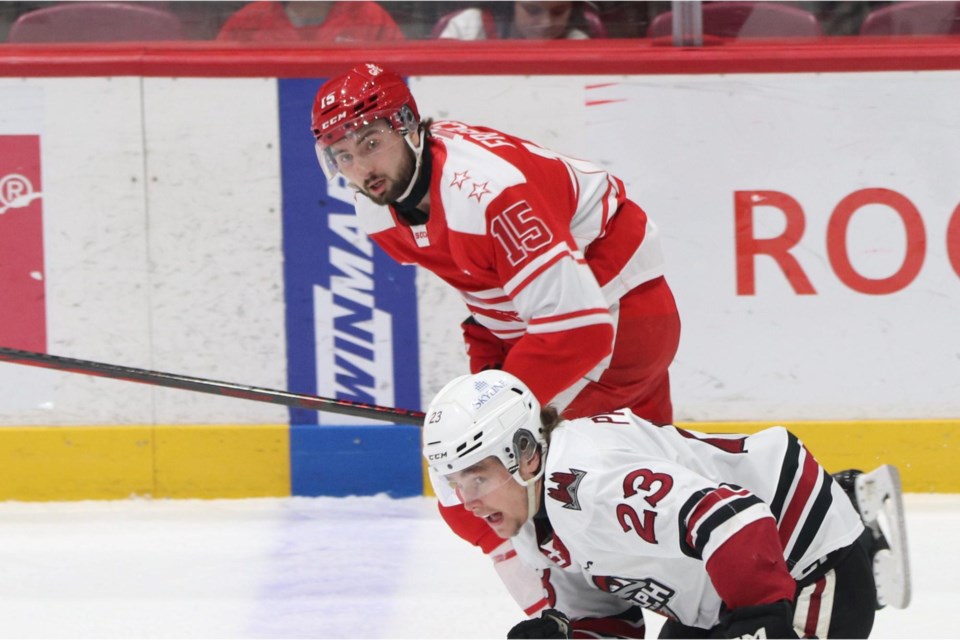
217;1;405;43
354;121;665;407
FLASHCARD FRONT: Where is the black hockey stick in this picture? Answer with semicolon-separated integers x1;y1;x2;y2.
0;346;426;426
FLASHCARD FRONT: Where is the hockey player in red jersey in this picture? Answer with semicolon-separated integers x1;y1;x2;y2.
312;63;681;615
423;370;911;639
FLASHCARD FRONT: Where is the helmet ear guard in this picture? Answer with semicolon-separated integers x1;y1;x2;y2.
513;428;541;469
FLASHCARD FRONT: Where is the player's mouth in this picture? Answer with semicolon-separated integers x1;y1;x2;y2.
484;512;504;526
366;177;387;196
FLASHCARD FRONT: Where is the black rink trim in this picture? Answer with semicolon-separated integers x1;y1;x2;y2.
786;468;834;570
770;432;802;520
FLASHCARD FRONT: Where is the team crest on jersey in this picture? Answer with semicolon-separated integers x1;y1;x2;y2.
592;575;677;616
547;468;587;511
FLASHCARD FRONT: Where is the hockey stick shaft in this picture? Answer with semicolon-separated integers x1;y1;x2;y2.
0;346;426;426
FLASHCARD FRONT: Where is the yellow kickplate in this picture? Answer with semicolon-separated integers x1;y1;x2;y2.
0;424;290;501
683;419;960;493
0;426;154;501
153;424;290;499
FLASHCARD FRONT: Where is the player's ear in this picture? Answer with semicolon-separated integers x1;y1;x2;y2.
407;126;421;148
518;445;543;480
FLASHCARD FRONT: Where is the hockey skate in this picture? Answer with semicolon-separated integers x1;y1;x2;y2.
834;466;911;609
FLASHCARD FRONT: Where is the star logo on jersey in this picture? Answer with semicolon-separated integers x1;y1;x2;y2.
548;468;587;511
469;181;492;202
450;170;470;190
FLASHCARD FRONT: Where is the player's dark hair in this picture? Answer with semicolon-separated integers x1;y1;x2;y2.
541;406;563;444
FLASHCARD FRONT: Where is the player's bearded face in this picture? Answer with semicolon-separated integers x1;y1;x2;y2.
328;122;416;206
446;457;530;538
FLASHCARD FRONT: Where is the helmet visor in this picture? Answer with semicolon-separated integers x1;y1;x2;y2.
439;456;516;505
316;119;407;181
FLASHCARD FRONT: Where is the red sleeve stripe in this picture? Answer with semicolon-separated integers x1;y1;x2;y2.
683;487;767;555
597;180;615;234
462;288;512;305
796;570;836;639
491;548;518;563
784;468;835;571
683;485;752;539
503;244;571;295
696;505;773;564
523;597;550;617
527;311;613;334
777;447;822;550
528;307;610;326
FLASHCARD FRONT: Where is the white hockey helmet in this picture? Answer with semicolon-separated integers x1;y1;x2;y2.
423;370;545;505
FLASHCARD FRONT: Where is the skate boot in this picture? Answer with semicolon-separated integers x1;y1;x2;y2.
833;466;911;609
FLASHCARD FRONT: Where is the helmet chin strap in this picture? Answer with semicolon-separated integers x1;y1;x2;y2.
392;126;431;225
514;451;547;524
396;128;425;202
525;478;541;523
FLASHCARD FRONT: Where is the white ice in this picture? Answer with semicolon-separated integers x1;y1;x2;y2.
0;494;954;639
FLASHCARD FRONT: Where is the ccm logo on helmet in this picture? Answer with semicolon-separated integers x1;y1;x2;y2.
428;452;448;461
321;111;347;131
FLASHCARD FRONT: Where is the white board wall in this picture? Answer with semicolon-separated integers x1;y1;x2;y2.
1;71;958;426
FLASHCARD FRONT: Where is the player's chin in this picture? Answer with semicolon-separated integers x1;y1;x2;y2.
369;188;403;208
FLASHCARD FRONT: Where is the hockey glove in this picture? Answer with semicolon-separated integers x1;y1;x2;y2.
715;599;798;639
461;316;511;373
570;605;645;639
507;609;572;639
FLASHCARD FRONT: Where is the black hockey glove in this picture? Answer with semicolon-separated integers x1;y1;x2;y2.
507;609;572;639
715;599;799;639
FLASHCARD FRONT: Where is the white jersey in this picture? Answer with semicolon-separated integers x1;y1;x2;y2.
511;411;864;629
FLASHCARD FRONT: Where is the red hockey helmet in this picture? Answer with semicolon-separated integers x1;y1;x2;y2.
312;63;420;148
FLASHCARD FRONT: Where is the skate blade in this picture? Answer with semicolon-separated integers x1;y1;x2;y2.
856;465;912;609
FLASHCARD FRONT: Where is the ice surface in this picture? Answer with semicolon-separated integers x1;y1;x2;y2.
0;494;953;638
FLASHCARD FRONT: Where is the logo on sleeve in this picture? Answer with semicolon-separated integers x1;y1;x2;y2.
592;575;677;616
547;468;587;511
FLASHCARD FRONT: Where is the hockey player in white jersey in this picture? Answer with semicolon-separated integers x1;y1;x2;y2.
423;370;910;638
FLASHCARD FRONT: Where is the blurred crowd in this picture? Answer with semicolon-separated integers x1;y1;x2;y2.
0;1;956;44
